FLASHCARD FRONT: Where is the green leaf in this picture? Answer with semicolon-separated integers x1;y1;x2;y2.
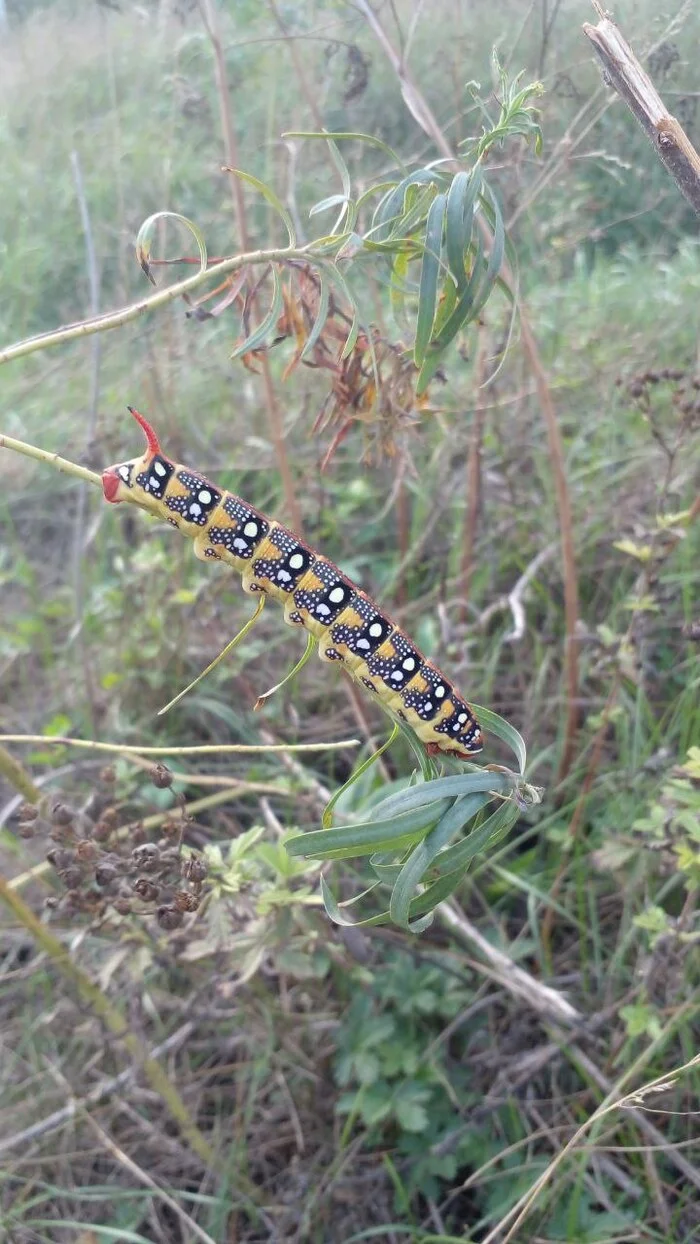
390;793;490;928
135;210;208;285
223;167;296;246
470;702;527;773
286;800;450;861
367;770;514;824
394;1093;430;1132
432;800;520;875
445;166;481;291
299;271;331;362
414;192;446;368
283;129;407;175
230;266;283;359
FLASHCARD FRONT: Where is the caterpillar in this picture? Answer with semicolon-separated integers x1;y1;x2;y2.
101;407;484;761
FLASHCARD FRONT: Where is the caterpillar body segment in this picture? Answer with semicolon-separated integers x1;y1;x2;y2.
102;408;484;761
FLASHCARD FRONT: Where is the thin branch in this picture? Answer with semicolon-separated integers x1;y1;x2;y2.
0;734;360;757
0;244;304;367
583;10;700;215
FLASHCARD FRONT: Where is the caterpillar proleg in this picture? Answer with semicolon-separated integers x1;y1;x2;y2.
102;407;484;761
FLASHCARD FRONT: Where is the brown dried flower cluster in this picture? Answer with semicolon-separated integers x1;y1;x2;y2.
16;764;207;932
186;262;432;464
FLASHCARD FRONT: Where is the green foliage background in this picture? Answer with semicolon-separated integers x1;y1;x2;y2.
0;1;699;1241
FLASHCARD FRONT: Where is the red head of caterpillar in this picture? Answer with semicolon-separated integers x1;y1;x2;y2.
102;407;484;761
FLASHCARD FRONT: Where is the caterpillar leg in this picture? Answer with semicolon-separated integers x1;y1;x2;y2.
254;632;316;711
157;594;266;716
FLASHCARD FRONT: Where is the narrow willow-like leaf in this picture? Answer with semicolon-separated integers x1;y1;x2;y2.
325;136;355;234
466;189;505;322
367;771;513;824
285;800;451;860
390;793;490;927
299;271;331;363
321;260;360;358
415;245;486;394
309;193;349;217
223;167;297;247
372;170;441;242
322;724;399;829
135;211;208;285
445;166;481;291
432;798;520;876
414;192;446;368
230;266;283;359
470;703;527;773
283;129;407;176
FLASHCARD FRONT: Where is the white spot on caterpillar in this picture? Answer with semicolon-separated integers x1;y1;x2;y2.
391;670;404;682
189;502;202;517
289;552;305;570
198;489;212;504
451;720;461;732
243;521;258;537
435;685;446;698
458;712;468;723
154;461;167;477
316;603;331;616
277;569;291;583
150;476;161;490
118;466;130;481
357;638;370;650
424;701;433;712
369;622;383;638
233;537;248;551
329;587;346;604
402;657;416;672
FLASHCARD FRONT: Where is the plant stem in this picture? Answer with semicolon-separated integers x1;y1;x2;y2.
0;434;102;486
0;745;42;803
0;245;304;367
0;734;360;757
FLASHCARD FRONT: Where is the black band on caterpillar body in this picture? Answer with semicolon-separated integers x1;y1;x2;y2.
102;407;484;760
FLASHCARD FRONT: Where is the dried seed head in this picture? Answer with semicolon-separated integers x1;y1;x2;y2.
50;801;75;827
181;855;207;884
18;803;38;823
133;877;160;902
112;897;132;916
95;862;120;888
100;765;117;785
58;866;84;889
76;839;98;862
160;818;181;839
150;763;173;790
49;823;77;844
156;904;184;931
47;848;75;872
44;896;59;910
18;821;36;840
173;889;200;913
131;843;160;871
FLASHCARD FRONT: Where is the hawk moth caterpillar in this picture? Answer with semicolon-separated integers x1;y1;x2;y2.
102;407;484;761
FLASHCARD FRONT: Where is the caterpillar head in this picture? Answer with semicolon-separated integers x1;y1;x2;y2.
102;407;173;515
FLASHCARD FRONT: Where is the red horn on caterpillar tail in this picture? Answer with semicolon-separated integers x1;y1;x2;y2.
127;405;161;456
102;405;163;502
